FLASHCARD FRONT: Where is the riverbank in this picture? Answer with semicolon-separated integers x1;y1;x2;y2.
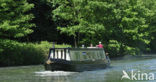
110;54;156;61
0;40;70;67
0;39;155;67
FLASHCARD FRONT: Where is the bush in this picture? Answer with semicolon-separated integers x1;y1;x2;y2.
106;40;141;57
0;39;70;66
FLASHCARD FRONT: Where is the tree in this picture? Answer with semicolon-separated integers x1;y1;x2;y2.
0;0;34;39
142;0;156;53
52;0;106;47
0;0;34;53
104;0;153;55
52;0;153;56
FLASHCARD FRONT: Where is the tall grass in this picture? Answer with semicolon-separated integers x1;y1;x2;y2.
0;39;71;66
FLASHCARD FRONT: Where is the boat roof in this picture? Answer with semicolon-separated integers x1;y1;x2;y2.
50;48;104;50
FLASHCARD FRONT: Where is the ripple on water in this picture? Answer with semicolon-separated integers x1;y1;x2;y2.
35;71;77;77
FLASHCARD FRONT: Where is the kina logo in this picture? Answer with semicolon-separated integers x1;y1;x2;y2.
121;70;154;81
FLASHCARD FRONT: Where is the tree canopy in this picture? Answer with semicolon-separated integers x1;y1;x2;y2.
0;0;155;57
0;0;34;39
51;0;155;55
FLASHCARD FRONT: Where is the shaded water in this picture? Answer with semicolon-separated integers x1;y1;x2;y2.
0;56;156;82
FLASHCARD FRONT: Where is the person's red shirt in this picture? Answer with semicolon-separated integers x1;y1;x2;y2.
98;44;103;48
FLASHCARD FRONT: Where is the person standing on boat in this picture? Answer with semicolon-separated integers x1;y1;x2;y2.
88;44;96;48
97;42;103;48
90;43;93;47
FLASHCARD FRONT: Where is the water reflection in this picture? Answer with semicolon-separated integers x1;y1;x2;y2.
0;57;156;82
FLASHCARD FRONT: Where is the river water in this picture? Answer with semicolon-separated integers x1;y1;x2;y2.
0;56;156;82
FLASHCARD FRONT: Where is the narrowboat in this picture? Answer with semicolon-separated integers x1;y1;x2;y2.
44;48;110;72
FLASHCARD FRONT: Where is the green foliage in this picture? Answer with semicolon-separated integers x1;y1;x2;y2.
0;0;34;38
0;0;155;66
142;0;156;53
107;0;153;55
52;0;154;56
52;0;106;46
0;39;70;66
107;40;140;57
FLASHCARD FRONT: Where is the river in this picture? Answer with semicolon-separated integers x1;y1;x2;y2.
0;56;156;82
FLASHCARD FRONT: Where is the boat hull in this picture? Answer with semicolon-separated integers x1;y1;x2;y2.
45;58;110;72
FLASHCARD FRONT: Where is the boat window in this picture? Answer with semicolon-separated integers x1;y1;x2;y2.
49;49;69;60
70;49;105;61
49;48;106;61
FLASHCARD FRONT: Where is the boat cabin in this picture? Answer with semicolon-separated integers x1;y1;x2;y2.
48;48;107;61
